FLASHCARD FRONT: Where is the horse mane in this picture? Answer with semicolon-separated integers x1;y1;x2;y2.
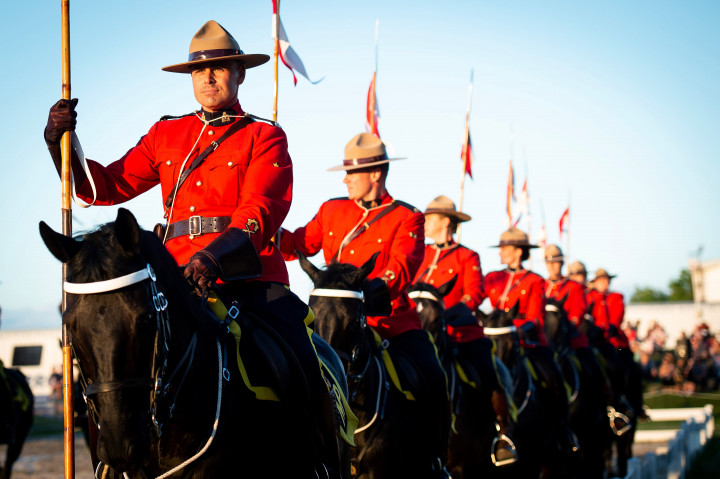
316;261;363;289
67;221;204;328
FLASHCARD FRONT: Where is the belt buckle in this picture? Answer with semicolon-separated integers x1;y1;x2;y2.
188;215;202;238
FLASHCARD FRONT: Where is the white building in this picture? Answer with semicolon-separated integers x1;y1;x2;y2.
626;258;720;346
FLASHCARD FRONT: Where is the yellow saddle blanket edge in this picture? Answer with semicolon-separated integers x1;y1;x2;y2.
370;330;416;401
206;293;358;446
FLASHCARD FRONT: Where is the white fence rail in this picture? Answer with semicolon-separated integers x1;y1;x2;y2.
615;404;714;479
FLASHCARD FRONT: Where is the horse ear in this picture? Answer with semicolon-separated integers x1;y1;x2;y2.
357;252;380;282
297;251;320;284
39;221;81;263
509;301;520;319
437;275;458;297
114;208;141;254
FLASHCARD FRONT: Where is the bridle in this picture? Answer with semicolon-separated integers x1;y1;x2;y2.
65;263;175;437
309;287;367;365
65;262;223;479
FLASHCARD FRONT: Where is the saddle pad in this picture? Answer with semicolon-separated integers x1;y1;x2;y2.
207;294;358;445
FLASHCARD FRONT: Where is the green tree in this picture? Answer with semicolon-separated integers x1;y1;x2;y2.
631;287;669;303
668;268;693;301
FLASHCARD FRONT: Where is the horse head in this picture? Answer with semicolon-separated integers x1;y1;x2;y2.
407;275;456;340
544;294;570;351
299;252;378;368
40;208;198;474
481;302;520;366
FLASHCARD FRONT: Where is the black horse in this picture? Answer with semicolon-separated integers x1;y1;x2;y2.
409;279;516;479
543;297;610;479
480;305;572;478
299;253;447;478
40;208;348;478
0;368;33;479
579;305;639;478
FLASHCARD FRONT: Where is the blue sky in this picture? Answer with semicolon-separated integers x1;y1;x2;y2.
1;1;719;330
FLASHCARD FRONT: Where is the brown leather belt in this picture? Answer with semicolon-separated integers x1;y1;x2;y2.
166;215;231;241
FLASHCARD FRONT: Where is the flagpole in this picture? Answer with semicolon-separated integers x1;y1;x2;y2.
272;0;280;122
60;1;75;477
457;69;473;243
370;19;379;135
566;192;572;265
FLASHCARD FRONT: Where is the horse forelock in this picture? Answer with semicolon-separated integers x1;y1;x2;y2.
313;262;363;290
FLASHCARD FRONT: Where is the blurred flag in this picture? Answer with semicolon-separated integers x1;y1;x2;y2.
461;128;473;179
537;223;547;251
272;0;323;86
559;207;570;240
366;72;380;137
513;179;528;227
506;160;515;226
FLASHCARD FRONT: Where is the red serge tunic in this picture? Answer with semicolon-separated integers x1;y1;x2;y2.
414;242;485;343
485;269;549;347
279;193;425;339
586;290;629;348
544;278;589;349
73;102;292;284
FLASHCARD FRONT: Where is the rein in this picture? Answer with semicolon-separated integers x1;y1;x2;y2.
65;263;224;478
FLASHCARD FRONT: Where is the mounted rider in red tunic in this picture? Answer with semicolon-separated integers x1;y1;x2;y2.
43;20;339;474
413;196;518;466
484;228;579;456
279;133;452;474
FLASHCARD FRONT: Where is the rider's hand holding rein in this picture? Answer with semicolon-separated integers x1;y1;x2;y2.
183;251;220;293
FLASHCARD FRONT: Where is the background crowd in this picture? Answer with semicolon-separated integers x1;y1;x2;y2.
626;321;720;393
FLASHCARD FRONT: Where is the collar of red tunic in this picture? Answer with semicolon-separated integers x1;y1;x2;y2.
432;240;457;250
505;267;526;273
357;191;392;210
197;101;244;126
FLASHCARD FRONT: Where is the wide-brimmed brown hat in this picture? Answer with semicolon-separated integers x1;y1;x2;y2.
592;268;617;281
491;227;538;248
424;196;471;222
568;261;587;275
327;133;405;172
162;20;270;73
544;244;564;263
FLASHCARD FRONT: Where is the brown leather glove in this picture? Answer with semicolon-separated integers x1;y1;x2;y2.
183;251;221;293
45;98;78;145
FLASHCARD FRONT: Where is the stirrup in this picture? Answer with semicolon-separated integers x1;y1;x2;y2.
607;406;632;436
491;423;518;467
432;457;453;478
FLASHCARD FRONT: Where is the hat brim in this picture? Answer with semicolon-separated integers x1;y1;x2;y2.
592;274;617;281
162;53;270;73
424;209;471;222
327;157;406;172
490;242;539;249
544;256;565;263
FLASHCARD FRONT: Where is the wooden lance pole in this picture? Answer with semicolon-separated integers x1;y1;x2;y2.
272;0;280;122
60;1;75;477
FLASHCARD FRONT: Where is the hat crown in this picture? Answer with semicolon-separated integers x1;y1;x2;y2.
189;20;241;55
594;268;611;279
500;227;529;244
568;261;586;275
544;244;564;261
426;195;456;212
344;133;387;161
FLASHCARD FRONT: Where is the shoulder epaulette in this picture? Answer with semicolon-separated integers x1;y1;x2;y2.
244;112;279;128
392;200;420;213
158;112;195;122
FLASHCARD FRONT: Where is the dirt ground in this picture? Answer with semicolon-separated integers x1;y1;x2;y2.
0;433;94;479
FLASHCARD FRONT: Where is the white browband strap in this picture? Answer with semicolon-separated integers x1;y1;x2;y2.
64;265;153;295
310;288;364;301
545;304;560;312
483;326;518;336
407;291;443;304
